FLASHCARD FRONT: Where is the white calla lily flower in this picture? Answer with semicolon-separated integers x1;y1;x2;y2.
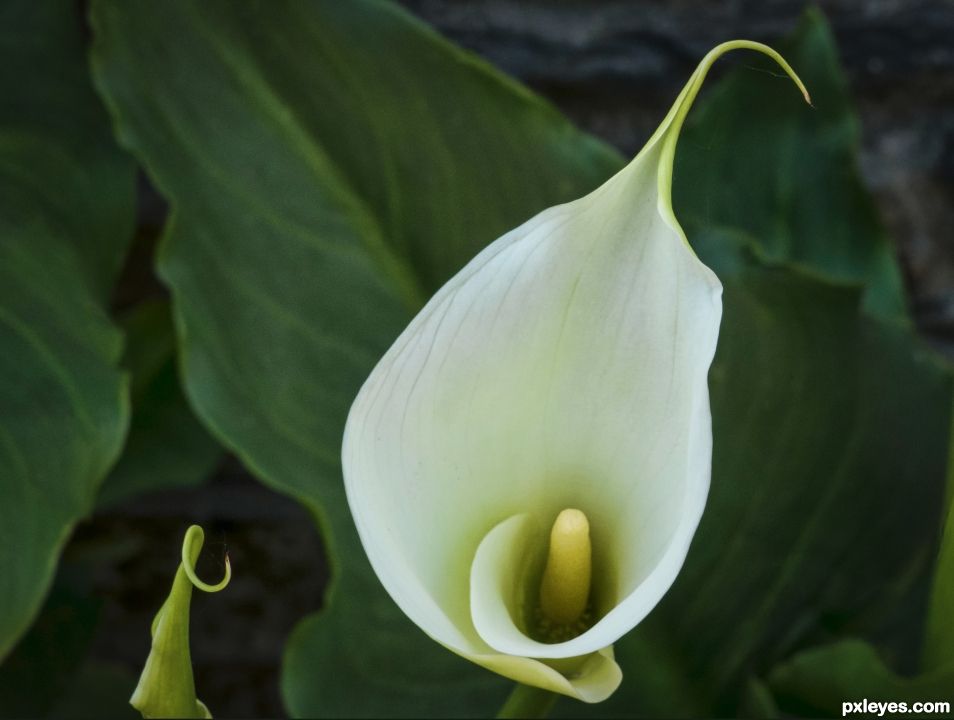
343;41;809;702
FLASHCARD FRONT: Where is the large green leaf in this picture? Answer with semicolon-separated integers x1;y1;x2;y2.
0;0;134;660
765;432;954;716
0;586;100;717
96;301;222;508
559;270;951;718
89;0;619;715
769;640;953;717
0;532;141;718
675;9;907;321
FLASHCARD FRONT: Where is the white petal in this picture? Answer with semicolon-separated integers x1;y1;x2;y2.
470;647;622;703
343;41;808;696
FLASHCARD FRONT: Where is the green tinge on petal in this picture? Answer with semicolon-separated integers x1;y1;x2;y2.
130;525;230;719
472;647;622;704
470;514;544;647
343;40;808;702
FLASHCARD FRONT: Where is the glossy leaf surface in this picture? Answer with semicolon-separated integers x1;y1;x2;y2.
0;0;134;660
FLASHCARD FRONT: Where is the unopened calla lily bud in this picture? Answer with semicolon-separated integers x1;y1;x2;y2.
130;525;231;719
343;41;809;702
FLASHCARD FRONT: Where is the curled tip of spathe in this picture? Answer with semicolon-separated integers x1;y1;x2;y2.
704;39;813;107
181;524;231;593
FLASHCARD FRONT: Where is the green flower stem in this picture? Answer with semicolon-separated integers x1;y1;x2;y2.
496;684;558;719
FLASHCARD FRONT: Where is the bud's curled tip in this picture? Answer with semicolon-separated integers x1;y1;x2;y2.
181;525;232;593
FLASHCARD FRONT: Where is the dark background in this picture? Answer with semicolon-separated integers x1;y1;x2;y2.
51;1;954;717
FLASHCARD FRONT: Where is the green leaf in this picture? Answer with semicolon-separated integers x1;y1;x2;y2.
768;433;954;717
0;3;132;299
282;548;509;719
0;527;141;718
738;677;780;720
768;640;954;717
89;0;619;715
924;394;954;671
96;301;222;509
0;586;100;717
674;8;907;321
0;0;134;660
558;269;952;718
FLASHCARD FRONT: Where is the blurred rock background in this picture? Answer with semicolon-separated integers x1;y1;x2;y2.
18;1;954;718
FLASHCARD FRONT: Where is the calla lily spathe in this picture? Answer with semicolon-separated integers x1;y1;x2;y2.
343;42;808;702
